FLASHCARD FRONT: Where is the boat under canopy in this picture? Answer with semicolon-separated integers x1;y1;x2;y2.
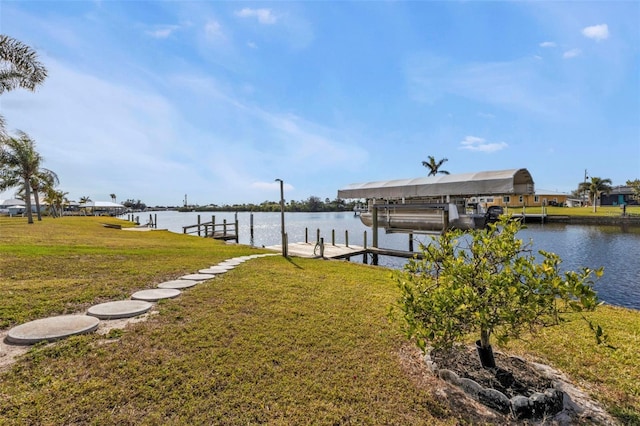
337;168;535;233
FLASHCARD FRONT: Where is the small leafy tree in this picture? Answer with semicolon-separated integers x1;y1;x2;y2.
627;179;640;202
395;217;604;368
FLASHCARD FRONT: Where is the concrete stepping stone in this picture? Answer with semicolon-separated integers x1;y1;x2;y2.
216;264;235;270
158;279;198;289
198;265;229;275
219;259;243;266
131;288;181;302
87;300;153;320
6;315;100;345
180;273;216;281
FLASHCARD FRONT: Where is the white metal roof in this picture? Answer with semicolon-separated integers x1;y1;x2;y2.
79;201;125;208
337;168;535;199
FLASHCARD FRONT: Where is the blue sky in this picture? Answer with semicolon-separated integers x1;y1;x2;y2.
1;1;638;206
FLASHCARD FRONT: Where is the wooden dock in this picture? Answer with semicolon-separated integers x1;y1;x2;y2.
265;242;366;259
265;242;423;264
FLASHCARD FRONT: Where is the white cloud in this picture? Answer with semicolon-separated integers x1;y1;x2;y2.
205;20;225;40
582;24;609;41
539;41;556;48
477;112;495;119
406;54;577;117
146;25;180;39
563;48;582;59
459;136;508;153
235;8;277;25
247;41;258;49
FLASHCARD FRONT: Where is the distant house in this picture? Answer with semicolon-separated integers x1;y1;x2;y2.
469;190;570;208
600;186;638;206
79;201;126;216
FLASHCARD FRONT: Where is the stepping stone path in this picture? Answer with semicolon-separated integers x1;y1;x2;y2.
4;254;278;346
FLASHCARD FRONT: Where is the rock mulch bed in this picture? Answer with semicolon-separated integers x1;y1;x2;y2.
426;344;616;424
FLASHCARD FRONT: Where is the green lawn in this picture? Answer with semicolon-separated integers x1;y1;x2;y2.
0;216;638;424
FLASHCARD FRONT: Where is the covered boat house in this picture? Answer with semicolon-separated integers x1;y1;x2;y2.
337;168;535;234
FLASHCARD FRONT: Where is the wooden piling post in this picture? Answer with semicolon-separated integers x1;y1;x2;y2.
305;227;308;244
316;228;320;245
345;230;349;247
223;219;227;236
372;206;379;265
250;213;254;242
197;215;201;237
363;231;368;264
331;229;335;246
409;233;413;252
235;216;239;243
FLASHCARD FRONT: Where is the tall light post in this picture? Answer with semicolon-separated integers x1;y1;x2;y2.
275;178;286;256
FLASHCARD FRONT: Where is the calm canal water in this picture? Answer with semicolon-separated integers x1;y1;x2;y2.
131;211;640;310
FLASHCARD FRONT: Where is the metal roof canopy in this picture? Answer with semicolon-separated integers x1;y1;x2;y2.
337;168;535;199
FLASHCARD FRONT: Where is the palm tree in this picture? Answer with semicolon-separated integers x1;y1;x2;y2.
30;168;59;220
110;193;117;203
0;131;43;223
0;34;48;95
579;177;613;213
0;35;48;136
44;188;68;218
422;156;450;176
79;195;92;215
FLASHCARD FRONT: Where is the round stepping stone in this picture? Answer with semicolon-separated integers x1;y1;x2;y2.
201;266;229;274
220;259;243;266
180;273;216;281
216;264;235;270
158;279;198;289
87;300;153;320
6;315;100;345
131;288;181;302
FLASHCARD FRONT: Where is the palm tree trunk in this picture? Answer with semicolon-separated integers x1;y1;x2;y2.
593;193;597;213
23;176;34;224
33;189;42;221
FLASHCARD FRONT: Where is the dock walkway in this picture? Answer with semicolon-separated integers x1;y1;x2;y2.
265;242;422;262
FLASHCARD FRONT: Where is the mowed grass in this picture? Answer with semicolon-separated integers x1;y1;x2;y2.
0;217;453;424
1;216;639;424
0;217;255;328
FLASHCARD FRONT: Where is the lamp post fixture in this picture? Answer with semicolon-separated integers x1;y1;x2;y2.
275;178;286;256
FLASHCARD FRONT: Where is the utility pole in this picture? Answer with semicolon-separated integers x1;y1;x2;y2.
275;179;286;257
583;170;588;207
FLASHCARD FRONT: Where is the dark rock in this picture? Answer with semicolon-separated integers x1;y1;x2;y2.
511;395;532;419
478;388;511;414
544;388;564;414
458;378;483;398
438;368;460;384
530;392;548;418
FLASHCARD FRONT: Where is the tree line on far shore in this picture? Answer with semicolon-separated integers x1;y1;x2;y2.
176;196;360;213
